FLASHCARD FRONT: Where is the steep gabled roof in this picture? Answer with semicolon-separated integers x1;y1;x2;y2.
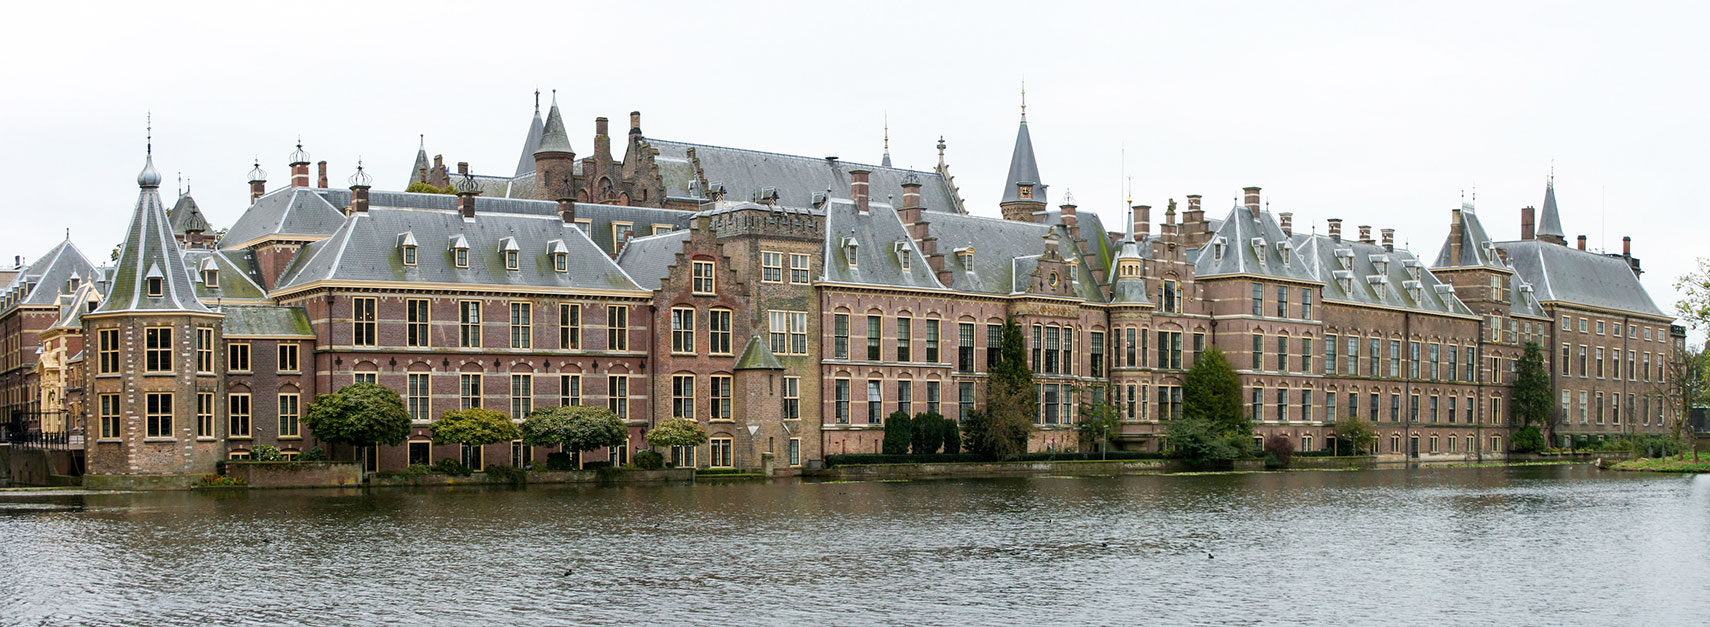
515;103;546;177
1432;205;1509;270
168;192;211;235
1191;205;1319;283
999;119;1045;204
921;211;1105;301
93;152;213;315
536;99;573;155
3;238;97;310
734;336;784;370
1295;232;1471;316
183;249;268;301
615;229;690;291
821;201;945;291
220;187;347;248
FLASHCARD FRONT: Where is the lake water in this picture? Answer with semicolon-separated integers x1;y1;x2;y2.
2;465;1707;626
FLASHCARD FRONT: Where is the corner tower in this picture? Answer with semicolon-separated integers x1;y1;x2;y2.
998;93;1046;222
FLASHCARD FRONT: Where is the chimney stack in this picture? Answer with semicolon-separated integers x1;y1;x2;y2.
1623;236;1631;256
1448;207;1464;263
348;162;372;213
457;162;470;177
596;117;609;136
1060;200;1079;240
1279;212;1293;237
557;198;576;224
1327;218;1343;243
630;111;642;135
247;160;267;203
1381;228;1395;252
1359;225;1374;244
850;169;871;213
1243;186;1262;219
455;173;479;219
1577;235;1587;251
1134;204;1151;238
289;144;311;188
317;161;328;188
1521;206;1536;240
898;176;923;225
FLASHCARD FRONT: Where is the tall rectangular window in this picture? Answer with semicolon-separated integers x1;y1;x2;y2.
1447;346;1458;382
1301;288;1313;320
279;394;300;438
783;376;800;420
408;373;431;421
834;314;850;360
1252;282;1264;316
1090;331;1105;377
1408;341;1421;379
607;375;629;419
407;298;430;347
958;323;976;373
709;438;733;467
789;439;802;466
692;260;716;294
510;303;532;349
988;325;1003;371
672;374;695;419
98;328;119;374
145;327;172;373
709;309;732;355
146;392;173;439
607;305;628;351
835;379;851;424
1276;336;1289;373
927;380;942;415
277;343;299;373
352;297;377;346
1388;340;1401;377
789;312;807;355
460;374;482;409
1301;389;1313;422
1276;286;1289;318
711;375;732;420
196;328;214;373
560;374;581;406
1042;326;1059;373
671;308;696;354
197;392;214;438
1326;334;1338;374
560;304;582;350
459;301;482;348
925;319;940;363
98;394;120;439
790;253;811;284
1125;328;1138;368
1428;344;1440;380
1369;338;1381;377
897;317;912;362
761;251;783;282
868;317;884;360
228;393;251;438
227;342;251;372
867;380;883;424
1252;333;1264;370
510;374;533;420
896;380;913;416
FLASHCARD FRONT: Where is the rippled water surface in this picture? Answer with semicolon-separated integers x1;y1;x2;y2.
3;465;1708;626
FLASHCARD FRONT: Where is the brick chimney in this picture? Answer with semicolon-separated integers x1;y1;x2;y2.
898;177;923;225
1133;204;1150;238
350;182;370;214
1448;207;1464;263
1577;235;1586;251
1060;200;1079;241
1521;206;1536;240
289;153;310;188
1279;212;1293;237
1184;195;1205;246
629;111;642;135
1623;236;1631;256
1359;225;1374;244
1327;218;1343;242
247;161;266;203
317;161;328;188
557;197;576;224
1381;228;1395;252
1243;186;1262;219
455;170;479;219
850;169;871;213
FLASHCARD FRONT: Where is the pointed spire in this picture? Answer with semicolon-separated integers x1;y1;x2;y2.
534;90;572;156
515;91;548;177
1019;79;1027;121
1538;170;1565;242
999;103;1044;207
881;113;891;168
100;141;211;315
137;115;161;189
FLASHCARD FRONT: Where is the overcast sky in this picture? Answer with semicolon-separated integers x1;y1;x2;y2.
4;1;1704;327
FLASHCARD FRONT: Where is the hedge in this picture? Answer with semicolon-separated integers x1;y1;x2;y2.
824;451;1167;467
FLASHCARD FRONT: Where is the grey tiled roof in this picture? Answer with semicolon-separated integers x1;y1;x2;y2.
1108;238;1151;305
168;193;211;234
614;229;689;290
537;101;573;154
734;336;784;370
999;119;1045;204
647;139;962;213
219;305;313;337
48;282;101;331
821;201;946;290
94;156;213;315
1294;233;1472;316
273;206;645;295
3;238;97;309
221;187;348;247
515;108;545;178
313;189;693;256
920;211;1105;300
1495;239;1667;318
1431;206;1507;270
1191;205;1320;283
183;249;268;301
1537;180;1565;240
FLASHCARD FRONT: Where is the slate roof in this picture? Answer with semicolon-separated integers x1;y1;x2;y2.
273;205;645;295
168;192;211;234
47;281;101;332
1537;180;1565;240
1190;205;1320;283
646;139;963;214
219;305;314;337
1494;239;1668;318
221;187;347;247
615;229;689;290
515;106;545;178
1294;232;1472;316
1;238;97;310
94;153;213;315
734;336;784;370
1108;238;1150;305
1432;205;1508;270
921;211;1105;300
183;249;268;302
821;201;946;291
536;101;573;154
1000;119;1045;204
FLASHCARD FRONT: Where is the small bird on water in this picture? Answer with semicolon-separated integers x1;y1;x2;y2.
1207;553;1214;559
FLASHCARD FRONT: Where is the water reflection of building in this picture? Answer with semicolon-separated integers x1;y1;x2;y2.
3;94;1682;478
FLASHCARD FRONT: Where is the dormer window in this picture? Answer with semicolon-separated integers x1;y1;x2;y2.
454;248;469;268
66;277;79;292
203;268;219;288
399;231;419;267
894;241;912;271
147;277;163;297
841;235;860;268
402;245;417;266
498;237;521;271
548;239;569;273
1212;236;1227;261
504;250;519;270
955;247;975;270
1018;184;1033;199
1335;248;1354;270
1278;241;1294;265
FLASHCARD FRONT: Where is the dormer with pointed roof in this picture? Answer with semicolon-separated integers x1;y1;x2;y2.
91;148;214;315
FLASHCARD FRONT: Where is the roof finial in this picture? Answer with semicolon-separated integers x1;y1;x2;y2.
936;135;946;168
1549;159;1555;184
551;89;557;105
146;111;152;156
881;112;892;167
177;172;182;196
419;134;425;150
534;88;541;113
1020;79;1027;121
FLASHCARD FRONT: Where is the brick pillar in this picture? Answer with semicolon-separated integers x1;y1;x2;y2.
1243;186;1261;219
850;169;870;213
1279;212;1293;237
1327;218;1342;242
317;161;328;188
1521;206;1536;240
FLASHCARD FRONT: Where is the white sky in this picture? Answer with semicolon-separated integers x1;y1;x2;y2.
4;1;1705;328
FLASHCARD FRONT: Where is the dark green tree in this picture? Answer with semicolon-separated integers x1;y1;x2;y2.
302;383;412;462
431;408;521;467
1075;386;1122;455
882;411;913;455
1331;416;1376;456
644;418;709;450
941;418;962;454
522;405;628;466
1509;341;1554;452
911;411;945;455
1168;347;1250;461
971;317;1036;459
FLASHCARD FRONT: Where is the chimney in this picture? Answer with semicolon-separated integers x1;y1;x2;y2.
1623;236;1631;257
596;117;609;136
1521;206;1536;240
317;161;328;188
1448;208;1464;263
290;163;310;187
1243;186;1261;219
1358;225;1374;244
1184;195;1205;246
1381;228;1395;252
1577;235;1586;251
850;169;871;213
456;173;479;219
348;161;372;213
558;198;576;224
898;176;923;225
1327;218;1343;242
594;117;611;159
457;162;470;177
431;155;446;186
248;161;267;203
629;111;642;135
1279;212;1293;237
1060;201;1079;240
1133;204;1150;238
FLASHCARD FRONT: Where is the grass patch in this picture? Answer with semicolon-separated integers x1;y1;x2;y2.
1611;456;1710;473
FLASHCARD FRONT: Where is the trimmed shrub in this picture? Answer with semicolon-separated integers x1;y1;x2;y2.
431;458;471;476
251;444;283;462
301;446;327;461
882;411;913;455
634;450;665;470
824;450;1167;467
544;452;576;471
911;412;945;455
942;420;962;454
484;464;528;485
1263;433;1294;469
